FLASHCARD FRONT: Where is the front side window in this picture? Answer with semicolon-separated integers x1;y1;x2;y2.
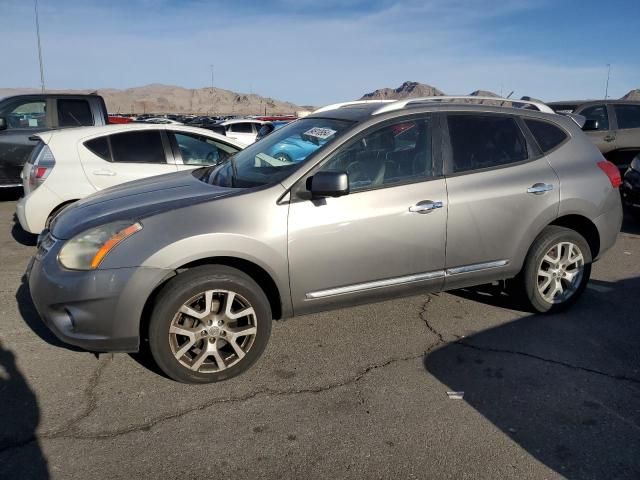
613;104;640;130
196;118;353;188
6;100;47;129
58;99;94;127
580;105;609;131
524;119;568;153
447;114;528;173
109;130;166;163
173;132;239;165
319;117;433;191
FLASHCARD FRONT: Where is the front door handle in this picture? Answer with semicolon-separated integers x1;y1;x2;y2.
93;169;116;176
527;183;553;195
603;135;615;142
409;200;443;214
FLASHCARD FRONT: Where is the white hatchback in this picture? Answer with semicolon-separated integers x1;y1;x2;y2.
16;123;244;234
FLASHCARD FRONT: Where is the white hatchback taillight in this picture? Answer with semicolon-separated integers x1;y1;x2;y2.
29;144;56;190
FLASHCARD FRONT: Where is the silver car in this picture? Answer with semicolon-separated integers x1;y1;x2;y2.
28;98;623;384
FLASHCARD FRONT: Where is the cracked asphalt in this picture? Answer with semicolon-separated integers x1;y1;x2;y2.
1;189;639;479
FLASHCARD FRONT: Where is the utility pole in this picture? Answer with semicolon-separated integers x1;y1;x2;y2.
34;0;46;92
604;64;611;99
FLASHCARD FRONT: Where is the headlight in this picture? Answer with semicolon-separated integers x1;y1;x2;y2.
58;221;142;270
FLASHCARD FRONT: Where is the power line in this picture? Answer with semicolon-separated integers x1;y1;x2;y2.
34;0;46;93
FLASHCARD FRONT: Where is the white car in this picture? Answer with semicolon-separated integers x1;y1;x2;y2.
216;119;267;145
16;123;244;234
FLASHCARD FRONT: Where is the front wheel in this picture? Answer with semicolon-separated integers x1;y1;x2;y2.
148;265;272;383
520;226;592;313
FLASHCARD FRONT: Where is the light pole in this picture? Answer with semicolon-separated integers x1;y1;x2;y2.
34;0;46;92
210;64;214;115
604;64;611;100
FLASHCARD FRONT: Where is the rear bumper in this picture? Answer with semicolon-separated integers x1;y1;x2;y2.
593;195;623;260
16;185;62;234
28;238;173;352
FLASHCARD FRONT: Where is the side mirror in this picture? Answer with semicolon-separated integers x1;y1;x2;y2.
309;171;349;198
0;117;6;131
582;119;599;131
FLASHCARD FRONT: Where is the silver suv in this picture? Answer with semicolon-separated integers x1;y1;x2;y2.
28;97;623;384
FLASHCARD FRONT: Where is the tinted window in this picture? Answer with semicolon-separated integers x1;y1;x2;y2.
447;115;528;173
229;122;253;133
84;137;111;161
614;105;640;130
173;132;239;165
320;118;432;191
6;100;46;129
57;99;94;127
109;131;166;163
524;119;568;153
579;105;609;131
550;104;578;113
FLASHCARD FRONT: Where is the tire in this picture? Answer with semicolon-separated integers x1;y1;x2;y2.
520;226;592;313
148;265;272;384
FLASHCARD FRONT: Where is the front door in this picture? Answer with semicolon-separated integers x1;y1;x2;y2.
610;103;640;171
287;116;447;315
578;104;617;156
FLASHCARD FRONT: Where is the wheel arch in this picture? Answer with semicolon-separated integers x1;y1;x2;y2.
549;214;600;259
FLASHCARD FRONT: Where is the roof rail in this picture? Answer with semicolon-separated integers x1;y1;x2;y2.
372;96;555;115
313;100;395;114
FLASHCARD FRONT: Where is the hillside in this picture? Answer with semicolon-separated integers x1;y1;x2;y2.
360;81;445;100
0;84;301;115
621;89;640;101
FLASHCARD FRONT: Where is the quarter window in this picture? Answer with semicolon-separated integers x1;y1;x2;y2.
320;118;433;191
109;131;166;163
57;99;94;127
579;105;609;131
84;136;111;161
613;104;640;130
6;100;47;129
173;132;239;165
524;119;568;153
447;115;528;173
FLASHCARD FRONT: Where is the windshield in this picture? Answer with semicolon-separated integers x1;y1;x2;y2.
195;117;353;187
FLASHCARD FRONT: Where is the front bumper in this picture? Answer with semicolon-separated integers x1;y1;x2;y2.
28;235;172;352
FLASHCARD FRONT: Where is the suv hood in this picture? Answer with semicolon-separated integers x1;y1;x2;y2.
51;170;238;239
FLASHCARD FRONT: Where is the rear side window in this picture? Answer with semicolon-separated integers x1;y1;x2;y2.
229;122;253;133
447;115;528;173
57;99;94;127
579;105;609;130
524;119;568;153
109;131;166;163
613;104;640;130
84;136;111;161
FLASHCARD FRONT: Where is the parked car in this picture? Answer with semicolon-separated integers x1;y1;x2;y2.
0;93;109;188
255;120;292;142
28;96;622;384
215;118;267;145
622;154;640;213
135;117;183;125
16;123;244;233
548;100;640;172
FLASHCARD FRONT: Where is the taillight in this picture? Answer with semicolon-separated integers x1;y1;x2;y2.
29;144;56;190
597;160;622;189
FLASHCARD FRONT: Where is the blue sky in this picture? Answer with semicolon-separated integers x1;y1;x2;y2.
1;0;639;105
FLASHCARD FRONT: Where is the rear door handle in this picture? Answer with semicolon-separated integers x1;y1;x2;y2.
409;200;443;214
93;169;116;176
527;183;553;195
603;135;615;142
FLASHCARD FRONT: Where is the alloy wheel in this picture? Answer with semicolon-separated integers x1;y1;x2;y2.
537;241;585;304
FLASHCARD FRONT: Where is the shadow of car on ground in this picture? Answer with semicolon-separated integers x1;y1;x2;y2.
426;276;640;480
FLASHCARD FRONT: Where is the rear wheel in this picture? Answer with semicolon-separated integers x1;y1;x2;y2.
148;265;272;383
520;226;592;313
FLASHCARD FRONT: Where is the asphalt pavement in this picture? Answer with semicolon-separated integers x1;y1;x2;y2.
0;188;639;480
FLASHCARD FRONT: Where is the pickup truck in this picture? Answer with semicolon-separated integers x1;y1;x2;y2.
0;93;109;188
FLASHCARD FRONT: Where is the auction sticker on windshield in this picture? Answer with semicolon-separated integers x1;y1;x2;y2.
303;127;337;140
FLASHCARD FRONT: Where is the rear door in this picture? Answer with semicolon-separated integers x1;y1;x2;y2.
576;104;617;155
442;113;560;289
0;96;52;186
78;129;177;190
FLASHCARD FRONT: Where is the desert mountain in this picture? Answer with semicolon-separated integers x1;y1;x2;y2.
621;89;640;101
360;81;445;100
0;84;301;115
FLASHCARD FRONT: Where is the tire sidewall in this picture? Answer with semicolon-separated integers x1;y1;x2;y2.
149;266;272;384
524;227;592;313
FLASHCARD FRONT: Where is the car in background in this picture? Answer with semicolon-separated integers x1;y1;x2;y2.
28;96;622;383
214;118;267;145
135;117;183;125
255;120;292;142
548;100;640;172
0;93;109;188
16;123;244;233
622;155;640;214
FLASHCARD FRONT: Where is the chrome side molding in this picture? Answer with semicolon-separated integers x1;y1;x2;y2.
446;260;509;275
